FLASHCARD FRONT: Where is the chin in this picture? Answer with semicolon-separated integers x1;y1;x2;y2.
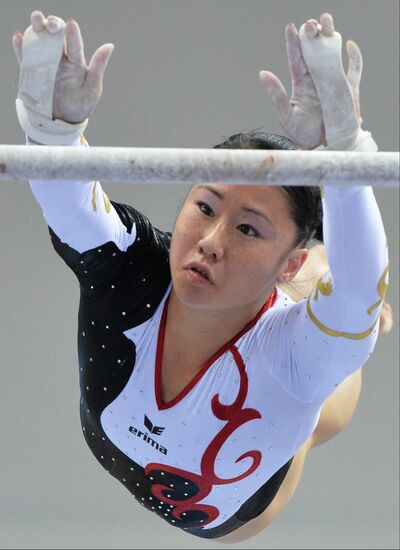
171;273;222;310
173;284;218;310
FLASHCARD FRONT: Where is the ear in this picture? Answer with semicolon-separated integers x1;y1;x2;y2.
276;248;309;284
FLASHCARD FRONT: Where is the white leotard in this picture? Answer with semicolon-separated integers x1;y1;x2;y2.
29;135;388;537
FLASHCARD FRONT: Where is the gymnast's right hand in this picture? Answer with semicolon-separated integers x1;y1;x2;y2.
12;11;114;144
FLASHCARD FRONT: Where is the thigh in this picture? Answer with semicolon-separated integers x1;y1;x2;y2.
311;368;362;447
217;438;313;544
218;370;363;543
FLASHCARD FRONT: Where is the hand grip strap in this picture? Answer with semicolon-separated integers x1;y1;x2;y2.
16;23;88;145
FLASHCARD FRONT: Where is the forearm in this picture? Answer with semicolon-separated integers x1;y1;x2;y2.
270;185;388;405
309;184;388;335
29;136;135;254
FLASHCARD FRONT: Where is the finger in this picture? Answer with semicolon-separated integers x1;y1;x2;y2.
320;12;335;36
65;18;86;65
45;15;65;35
12;31;23;65
84;43;115;96
346;39;363;89
285;23;308;81
31;10;46;32
259;71;291;120
304;19;319;39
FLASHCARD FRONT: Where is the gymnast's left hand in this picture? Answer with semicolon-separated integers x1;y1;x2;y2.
259;13;362;150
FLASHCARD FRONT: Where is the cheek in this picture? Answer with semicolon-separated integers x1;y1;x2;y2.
170;215;196;262
229;248;279;290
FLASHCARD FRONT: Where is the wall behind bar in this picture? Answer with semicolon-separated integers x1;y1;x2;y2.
0;2;398;549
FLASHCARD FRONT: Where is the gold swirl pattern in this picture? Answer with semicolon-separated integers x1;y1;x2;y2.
307;263;389;340
91;182;98;211
306;298;379;340
367;264;389;315
314;275;333;302
85;136;111;214
91;181;111;214
103;192;111;213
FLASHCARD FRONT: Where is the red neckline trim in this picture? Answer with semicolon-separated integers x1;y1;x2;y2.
155;288;278;410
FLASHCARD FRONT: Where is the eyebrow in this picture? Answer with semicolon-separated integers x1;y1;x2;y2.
198;185;224;199
198;185;275;227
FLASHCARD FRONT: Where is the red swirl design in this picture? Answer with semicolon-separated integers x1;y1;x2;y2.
146;464;219;526
145;344;262;528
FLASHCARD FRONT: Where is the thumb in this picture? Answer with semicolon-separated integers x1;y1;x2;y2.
84;43;115;98
259;70;291;122
346;40;363;91
12;31;23;66
346;40;363;120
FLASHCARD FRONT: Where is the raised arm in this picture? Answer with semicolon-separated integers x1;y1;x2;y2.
13;12;144;281
259;13;389;405
280;244;393;337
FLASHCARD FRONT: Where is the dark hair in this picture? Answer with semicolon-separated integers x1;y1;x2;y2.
214;131;323;245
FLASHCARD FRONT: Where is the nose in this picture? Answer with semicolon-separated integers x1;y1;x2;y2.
198;223;226;261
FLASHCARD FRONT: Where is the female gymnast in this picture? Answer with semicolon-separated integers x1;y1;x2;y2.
12;10;391;542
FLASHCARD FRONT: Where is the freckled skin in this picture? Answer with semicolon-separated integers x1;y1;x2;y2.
169;184;308;323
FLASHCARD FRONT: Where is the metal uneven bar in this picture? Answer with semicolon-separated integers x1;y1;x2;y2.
0;145;398;187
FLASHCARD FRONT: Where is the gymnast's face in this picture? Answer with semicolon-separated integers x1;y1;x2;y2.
169;184;308;313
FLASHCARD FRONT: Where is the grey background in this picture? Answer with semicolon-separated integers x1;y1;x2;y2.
0;1;398;549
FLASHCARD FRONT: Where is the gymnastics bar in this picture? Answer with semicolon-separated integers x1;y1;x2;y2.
0;145;398;187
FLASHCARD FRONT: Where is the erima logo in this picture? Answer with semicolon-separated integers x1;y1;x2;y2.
128;415;167;455
144;414;165;435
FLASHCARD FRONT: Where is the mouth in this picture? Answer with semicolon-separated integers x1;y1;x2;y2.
185;263;213;284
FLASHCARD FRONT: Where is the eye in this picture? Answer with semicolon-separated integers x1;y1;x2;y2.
197;201;214;217
237;224;260;238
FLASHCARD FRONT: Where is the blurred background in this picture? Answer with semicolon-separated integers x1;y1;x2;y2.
0;1;398;549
